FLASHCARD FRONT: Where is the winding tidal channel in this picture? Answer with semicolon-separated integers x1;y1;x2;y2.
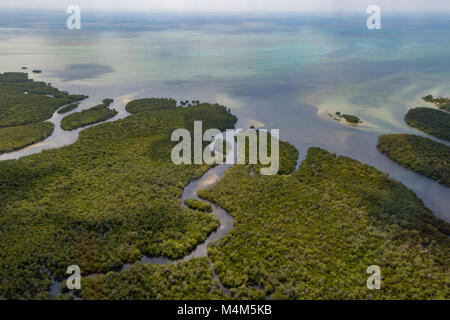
4;96;236;296
50;162;234;297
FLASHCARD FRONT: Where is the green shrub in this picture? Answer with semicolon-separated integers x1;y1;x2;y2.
184;199;213;212
342;114;360;124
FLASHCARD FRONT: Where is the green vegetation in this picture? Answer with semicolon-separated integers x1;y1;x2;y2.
57;103;79;114
126;98;177;114
329;112;361;124
377;134;450;187
180;100;201;106
0;122;54;154
0;72;87;155
0;72;87;128
81;257;226;300
342;114;361;124
278;140;299;175
422;95;450;112
235;130;299;176
80;144;449;300
0;97;237;299
184;199;213;212
61;99;117;131
197;147;449;299
405;107;450;142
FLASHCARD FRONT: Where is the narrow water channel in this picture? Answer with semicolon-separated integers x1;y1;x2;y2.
50;163;235;296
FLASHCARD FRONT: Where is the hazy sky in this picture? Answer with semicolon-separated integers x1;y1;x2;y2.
1;0;449;13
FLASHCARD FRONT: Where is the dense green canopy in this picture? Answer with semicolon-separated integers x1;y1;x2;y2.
0;72;87;154
81;146;449;300
61;99;117;131
0;122;54;154
0;72;87;128
198;147;449;299
405;107;450;142
377;134;450;187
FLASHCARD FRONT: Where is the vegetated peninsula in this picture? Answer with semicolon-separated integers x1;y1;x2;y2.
422;94;450;112
405;107;450;142
0;72;87;155
377;134;450;187
126;98;177;113
0;122;54;154
57;103;79;114
60;99;117;131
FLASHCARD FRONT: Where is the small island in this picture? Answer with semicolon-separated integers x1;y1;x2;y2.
405;107;450;142
61;99;117;131
329;111;361;124
422;94;450;112
183;199;213;212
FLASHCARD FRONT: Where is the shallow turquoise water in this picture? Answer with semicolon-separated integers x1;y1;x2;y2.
0;11;449;220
